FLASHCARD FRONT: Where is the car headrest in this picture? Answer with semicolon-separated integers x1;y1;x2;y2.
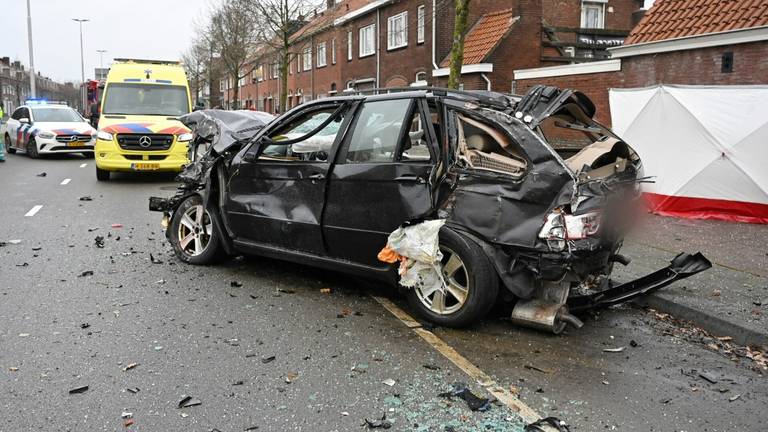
466;134;496;152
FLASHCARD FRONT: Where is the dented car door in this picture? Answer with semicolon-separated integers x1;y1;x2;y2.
323;97;437;266
225;102;349;254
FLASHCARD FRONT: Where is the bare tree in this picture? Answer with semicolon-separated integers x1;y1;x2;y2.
207;0;262;109
447;0;471;89
182;36;209;106
250;0;313;112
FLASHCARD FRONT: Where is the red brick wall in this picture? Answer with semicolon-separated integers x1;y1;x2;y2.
515;41;768;126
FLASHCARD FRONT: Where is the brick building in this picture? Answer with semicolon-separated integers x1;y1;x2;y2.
225;0;641;112
513;0;768;125
1;57;80;116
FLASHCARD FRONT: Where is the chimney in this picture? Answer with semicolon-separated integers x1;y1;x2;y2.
632;8;646;26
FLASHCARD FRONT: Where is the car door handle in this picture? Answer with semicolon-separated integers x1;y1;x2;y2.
395;175;426;184
308;173;325;180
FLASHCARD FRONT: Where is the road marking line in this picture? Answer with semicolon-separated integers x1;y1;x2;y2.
79;163;87;168
24;205;43;217
60;178;71;185
372;295;542;423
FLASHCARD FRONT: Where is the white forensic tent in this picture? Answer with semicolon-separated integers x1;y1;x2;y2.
609;85;768;224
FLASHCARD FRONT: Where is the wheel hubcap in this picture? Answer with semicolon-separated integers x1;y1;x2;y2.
177;204;213;257
415;246;470;315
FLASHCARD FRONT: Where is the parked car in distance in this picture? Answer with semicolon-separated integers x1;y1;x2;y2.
150;86;710;333
3;101;96;158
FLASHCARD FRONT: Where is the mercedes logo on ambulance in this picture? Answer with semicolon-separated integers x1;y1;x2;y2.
138;136;152;148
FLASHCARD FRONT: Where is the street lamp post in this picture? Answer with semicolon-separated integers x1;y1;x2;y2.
26;0;36;98
72;18;89;112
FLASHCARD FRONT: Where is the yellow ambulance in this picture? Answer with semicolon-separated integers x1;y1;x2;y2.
94;58;192;180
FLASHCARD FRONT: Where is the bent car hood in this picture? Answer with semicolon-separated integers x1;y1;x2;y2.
98;115;190;135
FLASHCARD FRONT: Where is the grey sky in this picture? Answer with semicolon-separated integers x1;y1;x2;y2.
2;0;213;83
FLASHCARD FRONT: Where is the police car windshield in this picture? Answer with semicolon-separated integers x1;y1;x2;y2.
102;83;189;116
32;107;82;122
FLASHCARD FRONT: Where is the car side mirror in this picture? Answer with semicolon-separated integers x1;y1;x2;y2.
243;152;256;163
19;118;30;124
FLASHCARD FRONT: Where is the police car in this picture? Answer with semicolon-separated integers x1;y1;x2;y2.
3;101;96;158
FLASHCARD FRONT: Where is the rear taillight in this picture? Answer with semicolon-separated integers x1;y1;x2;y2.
538;210;601;250
564;211;601;239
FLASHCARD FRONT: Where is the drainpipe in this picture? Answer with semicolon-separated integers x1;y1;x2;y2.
376;9;381;89
310;35;315;100
431;0;438;70
481;73;491;91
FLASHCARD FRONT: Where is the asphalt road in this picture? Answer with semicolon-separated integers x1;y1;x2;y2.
1;153;766;431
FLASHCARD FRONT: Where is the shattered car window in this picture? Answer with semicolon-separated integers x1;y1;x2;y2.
537;104;605;158
399;110;432;162
456;113;527;177
345;99;411;163
261;107;345;162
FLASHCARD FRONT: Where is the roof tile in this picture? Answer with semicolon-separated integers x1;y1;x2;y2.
439;8;517;67
626;0;768;44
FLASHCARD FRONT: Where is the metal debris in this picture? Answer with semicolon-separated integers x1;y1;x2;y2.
69;385;89;394
178;395;202;408
364;414;392;429
261;355;275;364
525;417;572;432
603;347;626;353
438;382;491;412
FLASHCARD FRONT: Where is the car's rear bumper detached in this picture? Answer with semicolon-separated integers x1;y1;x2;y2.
566;252;712;313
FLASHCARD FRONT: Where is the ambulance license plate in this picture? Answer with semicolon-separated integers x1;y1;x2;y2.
132;163;160;171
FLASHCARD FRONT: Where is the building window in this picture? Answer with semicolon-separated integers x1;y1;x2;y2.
303;45;312;71
414;71;426;84
239;76;245;87
347;31;353;60
581;1;605;29
331;38;337;64
220;79;225;92
387;12;408;50
317;42;327;67
359;24;375;57
417;5;425;44
272;63;279;79
330;82;337;94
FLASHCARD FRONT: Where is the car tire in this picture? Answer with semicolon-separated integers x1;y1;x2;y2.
405;227;499;328
168;195;224;265
4;134;15;154
26;138;39;158
96;167;110;181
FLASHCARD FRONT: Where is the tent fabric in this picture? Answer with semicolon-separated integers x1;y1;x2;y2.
609;85;768;224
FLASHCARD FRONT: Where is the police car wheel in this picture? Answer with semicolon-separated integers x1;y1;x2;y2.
5;134;16;154
26;138;39;159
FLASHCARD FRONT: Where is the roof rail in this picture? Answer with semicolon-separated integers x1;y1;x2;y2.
342;86;514;109
113;58;182;65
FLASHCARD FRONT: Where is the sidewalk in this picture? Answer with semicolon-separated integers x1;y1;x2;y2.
615;214;768;348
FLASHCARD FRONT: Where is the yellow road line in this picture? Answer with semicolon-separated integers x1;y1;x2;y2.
372;295;542;424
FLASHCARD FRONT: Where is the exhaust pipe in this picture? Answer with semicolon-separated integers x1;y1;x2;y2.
511;300;582;334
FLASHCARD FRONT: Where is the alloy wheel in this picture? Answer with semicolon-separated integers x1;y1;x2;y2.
415;246;470;315
177;204;213;257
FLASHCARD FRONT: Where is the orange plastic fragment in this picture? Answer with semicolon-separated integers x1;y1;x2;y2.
377;246;402;264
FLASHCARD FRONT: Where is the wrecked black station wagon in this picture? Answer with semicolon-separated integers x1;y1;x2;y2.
150;86;710;333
